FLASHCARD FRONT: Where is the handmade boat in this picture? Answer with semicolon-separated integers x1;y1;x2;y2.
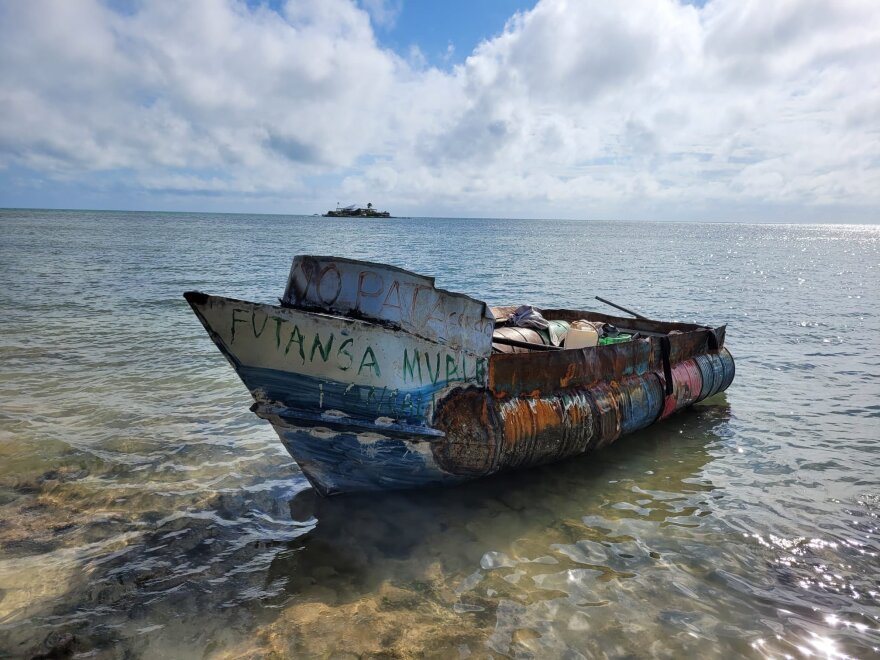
184;256;734;496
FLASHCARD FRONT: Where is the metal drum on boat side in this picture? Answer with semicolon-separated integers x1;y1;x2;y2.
434;347;735;479
693;348;735;402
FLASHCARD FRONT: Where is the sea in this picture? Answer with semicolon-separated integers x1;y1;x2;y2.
0;208;878;658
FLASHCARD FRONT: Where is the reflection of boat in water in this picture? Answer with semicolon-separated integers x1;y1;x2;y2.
323;202;391;218
184;256;735;496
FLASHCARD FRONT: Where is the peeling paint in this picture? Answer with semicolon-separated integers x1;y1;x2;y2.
184;257;735;495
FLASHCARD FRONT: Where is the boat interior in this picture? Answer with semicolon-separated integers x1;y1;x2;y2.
489;305;705;354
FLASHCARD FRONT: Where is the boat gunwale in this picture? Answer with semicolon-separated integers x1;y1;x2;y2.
491;304;723;339
186;291;725;365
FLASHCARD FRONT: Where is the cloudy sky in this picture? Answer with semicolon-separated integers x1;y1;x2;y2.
1;0;878;221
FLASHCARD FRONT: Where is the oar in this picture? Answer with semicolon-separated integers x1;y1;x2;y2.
594;296;648;320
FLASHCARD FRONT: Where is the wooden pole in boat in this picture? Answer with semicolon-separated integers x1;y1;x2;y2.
594;296;648;320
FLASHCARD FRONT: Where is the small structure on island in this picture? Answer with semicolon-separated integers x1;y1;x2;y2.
323;202;391;218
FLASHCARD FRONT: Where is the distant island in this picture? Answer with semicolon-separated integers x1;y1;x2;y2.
323;202;391;218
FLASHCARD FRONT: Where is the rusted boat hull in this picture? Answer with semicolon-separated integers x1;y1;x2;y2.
184;256;735;496
433;348;734;479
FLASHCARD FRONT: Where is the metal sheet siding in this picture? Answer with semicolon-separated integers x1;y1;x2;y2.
488;339;656;398
282;256;495;355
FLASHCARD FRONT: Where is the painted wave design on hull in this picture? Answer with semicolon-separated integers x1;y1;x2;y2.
238;363;454;428
270;423;465;496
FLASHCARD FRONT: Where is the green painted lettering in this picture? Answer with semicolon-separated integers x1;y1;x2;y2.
251;310;270;338
403;348;422;383
446;354;459;382
423;352;441;384
358;346;381;377
284;326;306;363
231;308;249;343
337;338;354;371
273;317;284;349
310;332;334;362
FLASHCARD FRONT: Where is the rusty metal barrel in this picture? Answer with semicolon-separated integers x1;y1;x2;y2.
491;326;548;353
661;347;734;418
694;348;736;402
433;348;735;477
492;320;571;352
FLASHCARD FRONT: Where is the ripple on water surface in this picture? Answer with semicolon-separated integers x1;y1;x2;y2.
1;211;878;657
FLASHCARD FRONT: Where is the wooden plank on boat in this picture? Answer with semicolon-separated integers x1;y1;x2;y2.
282;256;495;356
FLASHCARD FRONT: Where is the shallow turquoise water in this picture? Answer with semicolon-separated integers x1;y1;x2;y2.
0;209;878;658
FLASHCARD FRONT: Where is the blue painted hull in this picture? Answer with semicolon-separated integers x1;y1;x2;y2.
256;407;466;496
248;348;735;495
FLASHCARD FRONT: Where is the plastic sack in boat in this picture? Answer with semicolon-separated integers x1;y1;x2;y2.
508;305;550;330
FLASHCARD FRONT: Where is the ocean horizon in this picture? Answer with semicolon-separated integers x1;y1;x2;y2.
4;206;878;225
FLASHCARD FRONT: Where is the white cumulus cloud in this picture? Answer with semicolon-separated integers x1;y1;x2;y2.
0;0;878;220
